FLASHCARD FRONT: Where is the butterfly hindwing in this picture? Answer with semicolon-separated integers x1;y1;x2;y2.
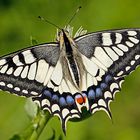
32;90;81;134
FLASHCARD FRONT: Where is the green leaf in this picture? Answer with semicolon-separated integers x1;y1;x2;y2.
47;129;55;140
24;98;38;119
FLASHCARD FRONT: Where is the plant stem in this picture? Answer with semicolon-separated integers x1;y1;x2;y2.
28;111;51;140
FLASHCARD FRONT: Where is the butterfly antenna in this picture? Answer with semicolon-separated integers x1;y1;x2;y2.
38;16;62;30
66;6;82;25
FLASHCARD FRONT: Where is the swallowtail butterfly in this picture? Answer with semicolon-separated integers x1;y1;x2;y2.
0;25;140;133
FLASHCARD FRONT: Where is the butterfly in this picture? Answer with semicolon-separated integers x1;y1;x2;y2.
0;25;140;134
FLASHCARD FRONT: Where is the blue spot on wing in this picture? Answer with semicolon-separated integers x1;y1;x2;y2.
95;88;102;97
88;89;96;99
43;90;52;98
59;97;67;106
66;95;74;105
52;94;59;102
105;75;112;83
100;83;107;89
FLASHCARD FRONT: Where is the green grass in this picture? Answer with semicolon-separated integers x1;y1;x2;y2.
0;0;140;139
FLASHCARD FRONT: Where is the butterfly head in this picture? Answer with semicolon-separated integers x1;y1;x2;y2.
56;25;73;39
56;27;76;50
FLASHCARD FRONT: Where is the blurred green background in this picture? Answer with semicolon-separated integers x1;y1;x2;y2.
0;0;140;140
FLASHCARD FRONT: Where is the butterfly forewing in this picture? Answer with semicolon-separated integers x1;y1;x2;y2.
75;29;140;77
0;43;60;96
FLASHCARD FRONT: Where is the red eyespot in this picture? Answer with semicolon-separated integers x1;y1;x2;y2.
75;94;86;105
76;96;84;104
